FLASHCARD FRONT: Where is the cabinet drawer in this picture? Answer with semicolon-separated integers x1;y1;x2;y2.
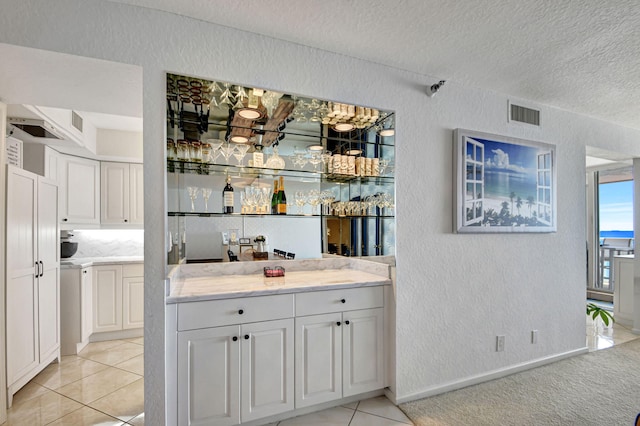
178;294;294;331
295;286;384;317
122;263;144;277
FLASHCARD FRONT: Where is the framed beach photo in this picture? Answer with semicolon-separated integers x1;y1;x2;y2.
453;129;557;233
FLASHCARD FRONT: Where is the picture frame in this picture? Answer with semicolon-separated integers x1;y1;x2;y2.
453;129;557;233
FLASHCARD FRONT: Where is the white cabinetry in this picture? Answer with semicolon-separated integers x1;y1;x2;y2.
295;287;384;408
177;294;294;426
173;286;386;425
60;267;93;355
101;162;144;225
5;165;59;406
93;263;144;335
613;256;634;326
58;154;100;227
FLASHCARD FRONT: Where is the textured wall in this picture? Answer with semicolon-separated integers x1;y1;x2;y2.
2;0;640;423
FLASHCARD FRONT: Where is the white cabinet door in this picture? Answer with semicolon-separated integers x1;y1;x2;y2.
129;163;144;225
178;325;240;426
37;176;59;361
92;265;123;333
101;162;130;224
6;167;39;385
241;319;294;422
101;162;143;225
59;155;100;225
295;313;342;408
342;308;384;397
122;275;144;329
81;267;93;342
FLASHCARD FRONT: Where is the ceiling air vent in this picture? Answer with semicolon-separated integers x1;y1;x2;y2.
71;111;83;133
509;102;540;126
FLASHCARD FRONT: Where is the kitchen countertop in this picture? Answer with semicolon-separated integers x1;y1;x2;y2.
167;257;392;303
60;256;144;269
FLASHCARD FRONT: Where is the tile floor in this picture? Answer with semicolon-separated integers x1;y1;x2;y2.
5;337;144;425
6;312;635;426
586;312;639;351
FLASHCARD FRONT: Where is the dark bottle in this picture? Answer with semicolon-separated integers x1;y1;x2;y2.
277;176;287;215
271;179;279;215
223;175;234;214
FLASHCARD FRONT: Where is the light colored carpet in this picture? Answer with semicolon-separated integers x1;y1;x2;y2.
400;338;640;426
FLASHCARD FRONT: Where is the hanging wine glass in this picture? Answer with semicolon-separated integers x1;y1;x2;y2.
235;85;248;101
219;83;234;106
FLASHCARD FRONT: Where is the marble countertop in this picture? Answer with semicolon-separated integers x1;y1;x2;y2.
61;256;144;269
167;257;393;303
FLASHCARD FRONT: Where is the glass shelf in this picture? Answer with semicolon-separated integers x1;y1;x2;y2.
167;211;395;219
167;160;394;184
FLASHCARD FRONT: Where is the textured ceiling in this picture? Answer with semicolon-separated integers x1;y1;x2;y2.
108;0;640;131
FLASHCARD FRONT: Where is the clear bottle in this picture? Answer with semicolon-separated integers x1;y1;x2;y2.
223;175;234;214
277;176;287;215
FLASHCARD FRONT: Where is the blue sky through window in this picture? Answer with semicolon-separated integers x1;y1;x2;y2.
599;180;633;233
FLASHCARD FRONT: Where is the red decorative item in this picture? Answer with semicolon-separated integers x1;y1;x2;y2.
263;266;285;277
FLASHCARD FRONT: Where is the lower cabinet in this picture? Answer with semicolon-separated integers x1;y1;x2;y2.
60;266;93;355
93;263;144;334
175;286;385;426
295;307;384;407
177;319;294;426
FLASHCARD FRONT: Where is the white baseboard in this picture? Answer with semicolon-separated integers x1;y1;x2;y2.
395;347;588;405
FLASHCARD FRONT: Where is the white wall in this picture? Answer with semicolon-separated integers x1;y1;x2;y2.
70;229;144;258
2;1;640;423
96;129;143;161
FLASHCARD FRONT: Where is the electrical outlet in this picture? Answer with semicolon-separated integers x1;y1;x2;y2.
531;330;538;344
496;335;505;352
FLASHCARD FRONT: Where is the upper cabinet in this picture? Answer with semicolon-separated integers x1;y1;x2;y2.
166;74;396;258
58;155;100;228
101;162;144;225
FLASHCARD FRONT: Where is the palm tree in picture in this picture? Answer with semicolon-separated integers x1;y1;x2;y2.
516;196;523;216
509;191;516;214
527;195;534;216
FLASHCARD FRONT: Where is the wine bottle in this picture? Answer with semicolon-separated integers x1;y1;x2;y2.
277;176;287;215
223;175;234;214
271;179;279;215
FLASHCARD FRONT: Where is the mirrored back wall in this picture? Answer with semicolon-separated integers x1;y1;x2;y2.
166;73;396;264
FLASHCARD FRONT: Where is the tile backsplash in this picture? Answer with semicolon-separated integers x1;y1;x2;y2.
69;229;144;258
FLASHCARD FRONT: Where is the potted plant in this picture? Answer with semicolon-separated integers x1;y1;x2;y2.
586;302;614;326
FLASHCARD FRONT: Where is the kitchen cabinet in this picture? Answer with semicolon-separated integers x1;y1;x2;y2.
58;154;100;227
173;286;386;425
613;256;634;326
60;266;93;355
101;161;144;225
166;74;395;259
295;287;384;408
176;294;295;426
93;263;144;335
5;165;59;406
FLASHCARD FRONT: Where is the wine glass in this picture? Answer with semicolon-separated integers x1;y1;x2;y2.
307;146;323;171
200;188;212;212
219;143;236;164
292;146;308;169
207;139;224;163
320;190;336;215
307;189;321;215
187;186;199;212
294;191;308;214
232;143;250;165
